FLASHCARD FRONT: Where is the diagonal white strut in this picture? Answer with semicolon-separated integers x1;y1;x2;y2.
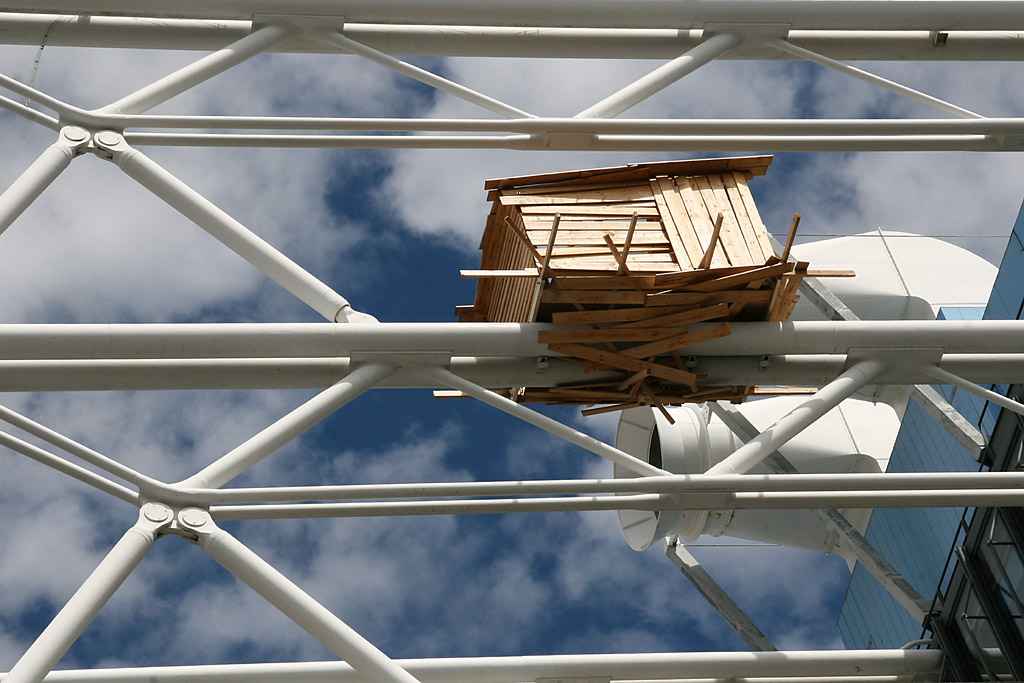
576;32;740;119
95;132;372;323
706;358;891;476
424;366;668;477
0;127;88;236
183;509;422;683
181;363;394;489
318;30;534;119
3;505;171;683
97;24;292;116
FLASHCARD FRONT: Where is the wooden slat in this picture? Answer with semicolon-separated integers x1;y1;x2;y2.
520;204;659;217
461;269;540;278
552;305;692;325
677;176;729;268
684;262;792;292
722;172;768;263
541;290;648;305
522;216;663;230
806;269;856;278
701;174;756;266
539;328;685;344
615;302;730;329
616;323;732;358
656;176;706;269
499;185;656;204
645;290;773;307
525;231;669;245
653;265;757;287
550;275;656;290
547;343;699;387
731;171;774;260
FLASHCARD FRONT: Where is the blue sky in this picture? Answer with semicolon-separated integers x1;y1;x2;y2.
0;28;1022;672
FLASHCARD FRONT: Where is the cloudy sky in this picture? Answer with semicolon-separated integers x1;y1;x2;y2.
0;18;1021;674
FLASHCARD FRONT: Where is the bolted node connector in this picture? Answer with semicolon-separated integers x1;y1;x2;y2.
61;126;89;144
141;502;172;524
94;131;124;149
177;507;212;531
536;356;549;373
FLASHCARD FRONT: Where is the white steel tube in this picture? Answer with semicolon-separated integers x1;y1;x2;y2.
106;138;357;322
0;402;166;492
425;366;668;477
318;31;533;119
198;522;421;683
0;129;83;236
97;24;291;115
10;1;1024;31
182;363;392;489
706;359;890;475
209;487;1024;518
0;72;85;120
925;365;1024;417
194;470;1024;504
3;321;1024;358
0;649;945;681
0;430;139;505
3;513;162;683
773;39;983;119
0;94;60;130
1;16;1023;61
576;32;740;119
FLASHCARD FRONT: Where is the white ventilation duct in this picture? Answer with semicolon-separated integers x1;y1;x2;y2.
615;400;900;559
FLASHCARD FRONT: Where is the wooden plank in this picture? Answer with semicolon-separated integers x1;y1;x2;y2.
552;305;692;325
539;328;686;344
722;171;768;263
550;275;656;290
656;176;706;270
653;265;756;288
547;343;699;388
525;231;669;245
704;174;756;266
697;212;724;270
551;252;675;262
807;269;856;278
541;290;647;305
645;290;774;307
649;178;693;270
461;269;540;278
617;323;732;358
615;302;730;329
731;171;774;260
685;262;792;292
782;213;800;262
581;402;642;416
522;216;663;230
677;177;729;268
499;185;656;204
520;204;659;217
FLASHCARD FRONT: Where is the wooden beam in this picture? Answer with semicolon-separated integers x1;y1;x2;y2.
697;212;725;269
644;290;773;307
616;323;732;359
685;262;792;292
539;328;684;344
551;305;692;325
547;343;699;388
541;289;648;305
616;302;730;329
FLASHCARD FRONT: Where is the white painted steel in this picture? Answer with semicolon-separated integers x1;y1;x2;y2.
194;514;421;683
773;39;983;119
8;1;1024;30
576;31;740;119
424;366;669;477
0;94;59;129
0;430;139;504
0;72;84;120
926;365;1024;417
0;129;84;236
1;321;1022;358
318;31;533;118
0;649;945;681
104;138;364;323
3;508;166;683
97;24;291;115
182;363;393;488
706;359;891;475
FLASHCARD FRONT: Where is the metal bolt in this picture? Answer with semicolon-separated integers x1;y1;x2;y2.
178;508;209;528
62;126;89;143
95;131;123;148
142;503;171;523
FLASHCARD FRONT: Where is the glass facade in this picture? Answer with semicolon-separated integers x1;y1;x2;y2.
839;202;1024;664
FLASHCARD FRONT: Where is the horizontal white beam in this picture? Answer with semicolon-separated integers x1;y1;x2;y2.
0;321;1021;359
14;649;943;682
0;16;1022;60
7;1;1024;30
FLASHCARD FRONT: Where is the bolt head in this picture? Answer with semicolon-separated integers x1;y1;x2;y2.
178;508;210;528
95;131;122;148
62;126;89;143
142;503;171;523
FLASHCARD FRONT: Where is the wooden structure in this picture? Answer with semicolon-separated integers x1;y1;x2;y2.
454;156;848;417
